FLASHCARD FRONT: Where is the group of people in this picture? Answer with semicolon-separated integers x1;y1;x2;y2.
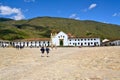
40;46;50;57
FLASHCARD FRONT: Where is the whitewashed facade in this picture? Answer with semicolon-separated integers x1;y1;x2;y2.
107;40;120;46
68;38;100;46
51;31;68;46
0;40;10;47
0;31;101;47
51;31;101;46
12;38;50;47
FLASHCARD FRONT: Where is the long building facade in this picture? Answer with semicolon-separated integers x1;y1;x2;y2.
0;40;10;47
0;31;101;47
11;38;50;48
51;31;101;46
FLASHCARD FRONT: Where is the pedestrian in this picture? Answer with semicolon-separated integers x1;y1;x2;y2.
46;46;50;57
40;46;45;57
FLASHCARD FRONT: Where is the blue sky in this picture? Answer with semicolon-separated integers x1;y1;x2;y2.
0;0;120;25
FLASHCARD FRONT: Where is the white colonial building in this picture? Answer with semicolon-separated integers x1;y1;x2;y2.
102;40;120;46
0;31;101;47
51;31;69;46
11;38;50;47
51;31;101;46
0;40;10;47
109;40;120;46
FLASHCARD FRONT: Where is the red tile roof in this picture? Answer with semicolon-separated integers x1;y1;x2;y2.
14;38;50;41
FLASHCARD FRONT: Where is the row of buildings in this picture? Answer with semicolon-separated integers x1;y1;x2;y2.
0;31;120;48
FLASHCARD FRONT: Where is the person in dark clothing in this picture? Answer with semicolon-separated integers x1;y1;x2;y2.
40;47;45;57
46;46;50;57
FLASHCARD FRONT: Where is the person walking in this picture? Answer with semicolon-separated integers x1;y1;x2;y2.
46;46;50;57
40;46;45;57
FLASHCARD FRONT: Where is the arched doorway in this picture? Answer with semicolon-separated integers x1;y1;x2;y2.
88;42;90;46
59;39;63;46
75;43;77;46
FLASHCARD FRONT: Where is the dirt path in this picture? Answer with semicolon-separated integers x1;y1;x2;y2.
0;47;120;80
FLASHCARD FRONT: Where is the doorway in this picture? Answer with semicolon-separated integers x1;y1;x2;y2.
59;39;63;46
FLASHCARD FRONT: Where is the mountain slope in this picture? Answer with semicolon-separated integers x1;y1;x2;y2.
0;17;120;40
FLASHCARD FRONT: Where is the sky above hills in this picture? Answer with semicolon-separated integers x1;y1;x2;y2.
0;0;120;25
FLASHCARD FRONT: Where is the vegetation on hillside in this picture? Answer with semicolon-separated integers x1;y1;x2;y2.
0;17;120;40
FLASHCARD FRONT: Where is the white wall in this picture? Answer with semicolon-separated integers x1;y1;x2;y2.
68;38;100;46
9;31;101;47
51;31;101;47
110;40;120;46
0;41;10;47
13;41;49;47
51;31;68;46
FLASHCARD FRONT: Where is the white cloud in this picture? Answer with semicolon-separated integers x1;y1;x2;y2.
24;0;35;2
112;13;117;16
103;21;110;24
13;13;25;20
112;12;120;17
74;17;80;20
88;3;97;10
69;14;80;20
69;14;76;18
0;5;25;20
81;3;97;12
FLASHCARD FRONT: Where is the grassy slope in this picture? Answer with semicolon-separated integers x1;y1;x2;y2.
0;17;120;40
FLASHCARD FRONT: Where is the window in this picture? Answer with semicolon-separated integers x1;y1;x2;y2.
84;39;86;41
81;39;83;41
69;39;71;41
63;36;65;38
78;39;79;41
94;39;96;40
81;43;83;46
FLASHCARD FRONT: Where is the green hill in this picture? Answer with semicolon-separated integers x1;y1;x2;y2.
0;17;120;40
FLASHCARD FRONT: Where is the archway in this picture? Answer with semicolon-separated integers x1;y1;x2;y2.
59;39;63;46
